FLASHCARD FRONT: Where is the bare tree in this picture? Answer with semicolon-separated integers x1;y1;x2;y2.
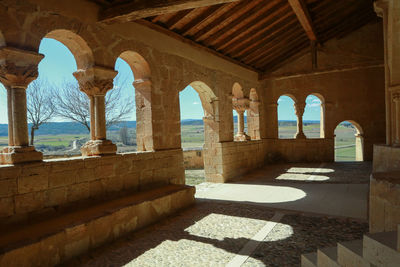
27;79;56;145
119;126;129;145
53;76;134;132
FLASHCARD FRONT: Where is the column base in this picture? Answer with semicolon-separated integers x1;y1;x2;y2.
234;133;251;142
81;140;117;156
0;146;43;164
295;132;307;139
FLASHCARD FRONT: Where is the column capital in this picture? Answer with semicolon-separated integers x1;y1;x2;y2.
0;47;44;88
73;66;117;96
232;97;250;112
374;0;388;18
294;102;305;116
393;92;400;102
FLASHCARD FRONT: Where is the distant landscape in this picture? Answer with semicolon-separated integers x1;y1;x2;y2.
0;119;357;161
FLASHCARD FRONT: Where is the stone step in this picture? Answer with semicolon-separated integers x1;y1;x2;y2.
301;252;317;267
363;231;400;267
337;239;371;267
317;246;340;267
0;184;195;266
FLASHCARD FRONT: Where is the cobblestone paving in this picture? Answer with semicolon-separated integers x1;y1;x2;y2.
243;214;368;267
63;201;275;267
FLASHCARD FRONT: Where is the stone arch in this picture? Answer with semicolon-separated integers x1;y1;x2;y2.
189;81;218;119
334;120;364;161
277;94;297;139
44;29;94;70
304;93;326;138
248;88;261;140
116;51;153;151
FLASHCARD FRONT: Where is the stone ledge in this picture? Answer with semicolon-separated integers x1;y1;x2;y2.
0;184;195;266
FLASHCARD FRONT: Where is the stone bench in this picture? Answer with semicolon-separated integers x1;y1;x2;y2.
0;184;195;266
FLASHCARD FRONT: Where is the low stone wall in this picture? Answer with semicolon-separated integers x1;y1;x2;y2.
183;149;204;169
204;140;266;183
265;138;334;163
373;144;400;172
369;173;400;233
0;149;184;224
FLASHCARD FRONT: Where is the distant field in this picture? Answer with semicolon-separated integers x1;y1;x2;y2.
0;123;359;161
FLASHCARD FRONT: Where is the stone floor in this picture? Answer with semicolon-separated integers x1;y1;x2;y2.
62;162;371;267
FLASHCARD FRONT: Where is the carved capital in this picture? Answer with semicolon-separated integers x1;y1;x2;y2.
294;103;305;116
0;47;44;88
73;66;117;96
393;92;400;102
232;97;250;112
374;0;388;18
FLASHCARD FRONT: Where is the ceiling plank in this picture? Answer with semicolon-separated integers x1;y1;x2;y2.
179;4;226;36
100;0;241;23
135;19;262;73
288;0;317;41
165;9;194;29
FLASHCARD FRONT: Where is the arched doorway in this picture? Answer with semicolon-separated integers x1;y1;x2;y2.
334;121;364;162
179;81;218;185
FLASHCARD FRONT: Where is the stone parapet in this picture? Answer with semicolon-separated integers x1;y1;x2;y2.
370;173;400;233
0;149;184;224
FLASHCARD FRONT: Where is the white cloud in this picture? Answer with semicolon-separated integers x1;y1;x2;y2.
193;102;200;105
312;98;321;103
307;103;321;108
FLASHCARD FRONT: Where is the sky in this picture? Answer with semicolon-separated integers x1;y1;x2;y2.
0;38;322;123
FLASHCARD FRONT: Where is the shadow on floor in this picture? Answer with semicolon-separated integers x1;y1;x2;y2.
61;199;368;267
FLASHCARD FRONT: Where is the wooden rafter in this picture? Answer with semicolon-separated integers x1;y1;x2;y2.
99;0;241;23
288;0;317;41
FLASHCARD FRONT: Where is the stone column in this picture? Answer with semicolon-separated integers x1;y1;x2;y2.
0;47;44;164
73;66;118;156
248;99;260;140
393;92;400;146
294;102;306;139
232;96;250;141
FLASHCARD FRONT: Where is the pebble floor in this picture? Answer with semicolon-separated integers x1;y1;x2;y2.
63;200;368;267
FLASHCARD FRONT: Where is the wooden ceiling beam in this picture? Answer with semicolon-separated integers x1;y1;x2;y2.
288;0;317;41
99;0;241;24
230;18;299;59
205;0;282;46
192;0;259;42
219;6;292;54
135;19;262;73
179;4;226;36
164;9;194;29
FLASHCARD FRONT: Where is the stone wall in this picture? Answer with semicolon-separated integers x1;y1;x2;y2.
265;138;334;163
370;174;400;233
373;144;400;172
183;149;204;169
0;149;184;224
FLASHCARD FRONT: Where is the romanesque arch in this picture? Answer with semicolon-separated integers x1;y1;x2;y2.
277;94;297;139
232;83;250;141
303;93;325;138
334;120;364;161
45;30;94;70
117;51;153;151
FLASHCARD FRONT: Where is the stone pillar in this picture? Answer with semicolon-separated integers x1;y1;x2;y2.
0;47;43;164
134;79;154;151
294;102;306;139
393;91;400;146
248;99;261;140
232;96;250;141
355;133;364;161
73;66;118;156
265;103;278;139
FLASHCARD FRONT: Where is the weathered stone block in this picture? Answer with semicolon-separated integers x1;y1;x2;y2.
0;197;14;217
18;174;48;194
64;224;90;260
49;170;76;188
0;178;17;197
15;191;46;214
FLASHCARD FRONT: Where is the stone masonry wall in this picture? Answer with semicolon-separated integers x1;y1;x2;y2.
0;149;184;224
